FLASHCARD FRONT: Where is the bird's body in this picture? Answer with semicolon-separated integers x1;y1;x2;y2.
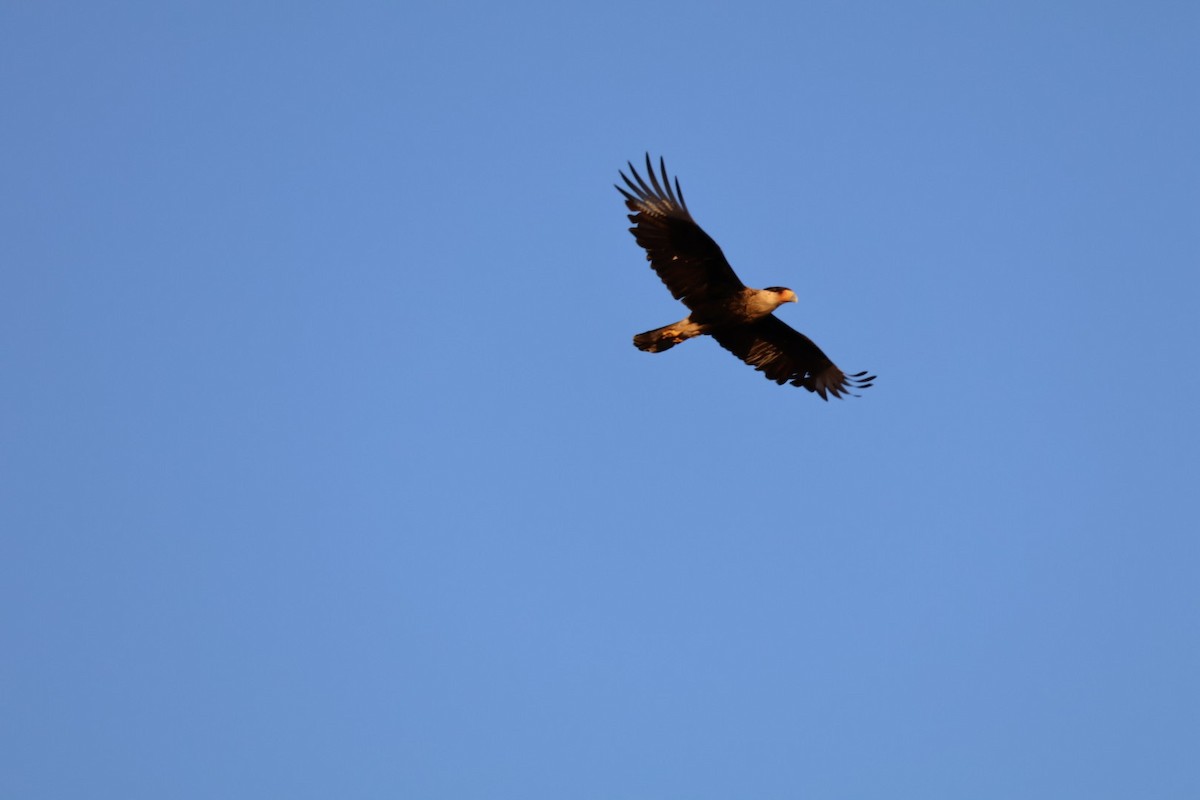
617;155;874;400
632;286;797;353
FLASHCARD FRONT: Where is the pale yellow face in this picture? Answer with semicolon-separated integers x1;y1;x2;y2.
779;289;798;303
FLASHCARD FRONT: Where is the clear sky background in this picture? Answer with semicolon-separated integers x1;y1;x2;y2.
3;2;1198;798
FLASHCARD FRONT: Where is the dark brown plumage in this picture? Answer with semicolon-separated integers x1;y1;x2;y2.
617;154;874;400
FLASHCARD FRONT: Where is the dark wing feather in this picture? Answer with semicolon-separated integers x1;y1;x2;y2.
616;154;744;309
710;316;876;400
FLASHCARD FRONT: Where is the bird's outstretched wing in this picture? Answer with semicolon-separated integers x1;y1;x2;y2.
617;155;745;309
710;316;876;400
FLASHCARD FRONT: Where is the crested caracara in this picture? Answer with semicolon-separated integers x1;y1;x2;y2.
617;155;875;400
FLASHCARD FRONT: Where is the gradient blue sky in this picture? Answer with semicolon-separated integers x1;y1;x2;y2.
3;3;1198;798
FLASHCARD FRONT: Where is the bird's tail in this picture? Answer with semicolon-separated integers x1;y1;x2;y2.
633;319;701;353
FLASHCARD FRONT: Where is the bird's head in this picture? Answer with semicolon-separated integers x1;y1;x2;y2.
764;287;798;305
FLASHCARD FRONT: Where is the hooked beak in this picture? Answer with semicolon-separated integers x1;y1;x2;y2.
781;289;797;303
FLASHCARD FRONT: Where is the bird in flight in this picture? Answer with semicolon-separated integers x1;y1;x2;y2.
617;155;875;400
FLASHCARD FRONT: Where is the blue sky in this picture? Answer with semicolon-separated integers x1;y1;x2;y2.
2;2;1197;798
